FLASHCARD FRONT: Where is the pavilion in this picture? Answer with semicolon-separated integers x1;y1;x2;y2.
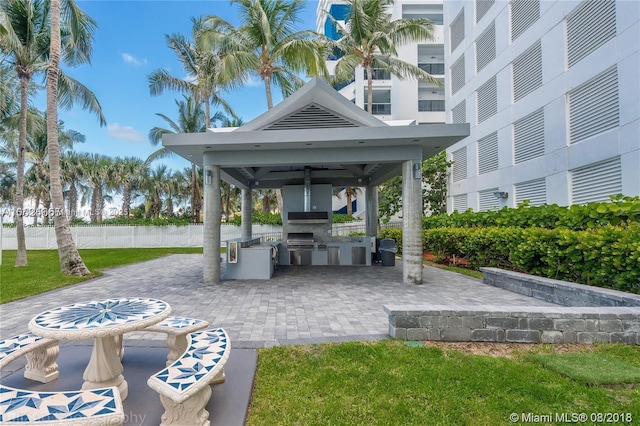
163;78;469;285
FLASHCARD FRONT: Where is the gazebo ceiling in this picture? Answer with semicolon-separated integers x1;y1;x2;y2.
163;78;469;190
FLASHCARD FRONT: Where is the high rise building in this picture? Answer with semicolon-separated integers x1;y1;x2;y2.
317;0;446;125
444;0;640;212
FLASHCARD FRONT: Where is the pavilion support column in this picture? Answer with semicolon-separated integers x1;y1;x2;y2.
402;160;423;285
241;187;252;239
365;185;378;238
203;165;222;284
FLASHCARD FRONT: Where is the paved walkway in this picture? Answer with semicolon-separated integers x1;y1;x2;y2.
0;254;556;347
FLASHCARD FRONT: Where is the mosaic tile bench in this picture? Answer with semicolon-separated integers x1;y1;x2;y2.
147;328;230;426
0;333;124;425
0;385;124;425
141;317;210;366
0;332;59;383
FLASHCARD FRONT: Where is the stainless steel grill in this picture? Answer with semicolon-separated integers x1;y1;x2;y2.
286;232;314;250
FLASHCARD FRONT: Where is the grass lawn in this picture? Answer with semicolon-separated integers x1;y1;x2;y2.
0;248;203;304
246;340;640;425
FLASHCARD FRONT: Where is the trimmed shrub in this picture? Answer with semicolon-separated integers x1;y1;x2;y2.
417;225;640;294
422;195;640;231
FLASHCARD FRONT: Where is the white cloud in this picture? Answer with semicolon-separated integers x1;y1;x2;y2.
120;52;148;66
107;123;146;142
245;75;263;87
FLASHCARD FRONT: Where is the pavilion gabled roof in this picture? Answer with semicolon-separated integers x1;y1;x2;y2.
163;78;470;190
235;78;386;132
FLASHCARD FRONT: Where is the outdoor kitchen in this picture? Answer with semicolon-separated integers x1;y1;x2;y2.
224;168;374;279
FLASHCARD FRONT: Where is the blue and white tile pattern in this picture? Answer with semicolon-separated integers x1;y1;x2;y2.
151;328;228;394
153;317;208;330
0;333;45;367
0;386;122;423
33;298;168;331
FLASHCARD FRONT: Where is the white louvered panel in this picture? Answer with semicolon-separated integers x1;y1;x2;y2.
450;9;465;52
511;0;540;41
515;178;546;206
476;22;496;72
477;76;497;123
479;189;500;211
569;67;619;144
452;147;467;182
512;40;542;102
264;104;358;130
452;100;466;123
450;55;466;95
476;0;494;23
567;0;616;67
478;132;498;174
571;157;622;204
453;194;468;212
513;108;544;163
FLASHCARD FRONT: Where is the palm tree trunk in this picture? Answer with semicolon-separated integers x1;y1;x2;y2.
346;190;353;216
96;186;103;222
68;184;77;221
47;0;90;276
263;77;284;214
33;192;41;226
191;164;201;223
43;197;51;225
14;76;29;266
122;182;131;219
366;65;374;114
264;76;274;110
90;186;98;223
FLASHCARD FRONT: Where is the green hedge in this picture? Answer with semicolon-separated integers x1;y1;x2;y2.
422;195;640;231
423;225;640;294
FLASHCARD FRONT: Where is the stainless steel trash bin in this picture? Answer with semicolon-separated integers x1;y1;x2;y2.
379;238;397;266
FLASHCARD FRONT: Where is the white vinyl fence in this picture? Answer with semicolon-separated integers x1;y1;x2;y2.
0;222;400;250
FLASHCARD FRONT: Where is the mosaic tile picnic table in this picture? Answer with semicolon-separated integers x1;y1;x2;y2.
28;298;171;401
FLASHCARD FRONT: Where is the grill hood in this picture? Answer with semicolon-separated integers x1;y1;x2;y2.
287;211;329;224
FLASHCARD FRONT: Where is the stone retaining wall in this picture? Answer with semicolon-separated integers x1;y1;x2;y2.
480;268;640;307
385;306;640;344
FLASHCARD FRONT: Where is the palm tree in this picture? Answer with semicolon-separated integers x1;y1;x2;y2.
203;0;327;214
326;0;439;114
148;17;237;129
1;0;104;271
148;95;206;222
60;150;86;221
25;114;84;224
203;0;328;109
110;156;146;219
81;153;111;223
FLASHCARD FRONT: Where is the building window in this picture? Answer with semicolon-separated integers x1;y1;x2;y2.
479;188;500;211
453;194;468;212
418;63;445;75
568;66;619;144
452;147;467;182
475;21;496;72
515;178;546;206
364;68;391;80
450;9;465;52
418;100;445;112
511;0;540;42
512;40;542;102
450;55;465;95
363;89;391;115
513;108;544;163
476;75;497;123
571;157;622;204
452;100;466;124
476;0;495;23
567;0;616;67
402;3;443;25
478;132;498;174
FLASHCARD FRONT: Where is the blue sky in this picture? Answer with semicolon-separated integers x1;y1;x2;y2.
37;0;321;173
